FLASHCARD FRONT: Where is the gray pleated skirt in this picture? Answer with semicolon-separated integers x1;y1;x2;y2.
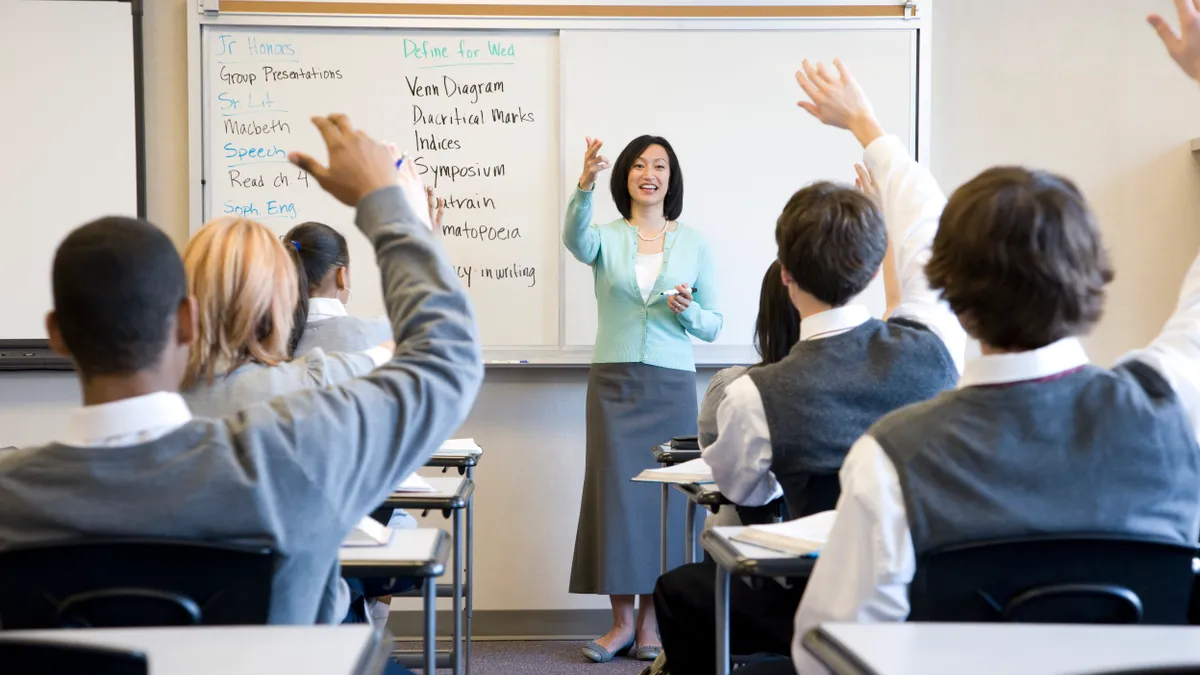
569;362;701;596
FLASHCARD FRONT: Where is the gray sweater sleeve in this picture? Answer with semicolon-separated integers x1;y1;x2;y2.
224;185;484;528
698;366;748;449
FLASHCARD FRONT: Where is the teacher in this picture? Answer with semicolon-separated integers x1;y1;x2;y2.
564;135;723;663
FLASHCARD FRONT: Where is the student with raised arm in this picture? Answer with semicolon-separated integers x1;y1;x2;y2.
0;114;482;628
651;62;965;675
738;14;1200;674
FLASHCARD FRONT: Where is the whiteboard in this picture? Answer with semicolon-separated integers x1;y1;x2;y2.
191;4;928;364
561;29;916;356
0;0;138;341
202;27;561;347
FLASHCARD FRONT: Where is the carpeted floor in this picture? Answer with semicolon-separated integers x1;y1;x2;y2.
394;640;649;674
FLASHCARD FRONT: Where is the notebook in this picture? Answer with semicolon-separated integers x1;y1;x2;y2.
632;457;713;484
394;473;436;493
434;438;483;456
729;510;837;557
343;517;393;547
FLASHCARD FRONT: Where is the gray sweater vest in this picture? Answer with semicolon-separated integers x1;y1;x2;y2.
747;317;957;519
872;361;1200;555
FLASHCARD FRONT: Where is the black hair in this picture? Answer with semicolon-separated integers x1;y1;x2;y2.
775;181;887;307
282;221;349;354
753;260;801;366
52;216;187;377
609;135;684;221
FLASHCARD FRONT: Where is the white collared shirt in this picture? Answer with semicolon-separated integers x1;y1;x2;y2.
307;297;347;324
64;391;193;447
790;157;1200;673
699;134;967;507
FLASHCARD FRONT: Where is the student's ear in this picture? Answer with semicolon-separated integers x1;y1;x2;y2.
779;264;794;287
177;296;199;347
336;266;349;291
45;311;71;358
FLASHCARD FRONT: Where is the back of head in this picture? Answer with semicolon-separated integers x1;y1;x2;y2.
282;221;349;353
52;217;187;378
775;181;887;307
183;217;298;386
754;260;801;365
928;167;1113;350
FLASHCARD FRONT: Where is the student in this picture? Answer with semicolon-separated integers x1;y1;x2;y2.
0;115;483;629
286;187;445;357
758;18;1200;673
699;260;799;529
651;62;966;675
179;216;393;419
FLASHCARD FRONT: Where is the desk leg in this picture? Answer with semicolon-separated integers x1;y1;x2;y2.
684;500;696;564
465;466;475;675
715;565;731;675
660;484;668;574
453;507;464;675
423;571;436;674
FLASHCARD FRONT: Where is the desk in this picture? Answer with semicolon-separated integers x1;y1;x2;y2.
382;476;473;675
341;528;448;673
803;623;1200;675
426;450;481;675
653;444;704;573
0;625;388;675
702;527;816;675
674;483;730;564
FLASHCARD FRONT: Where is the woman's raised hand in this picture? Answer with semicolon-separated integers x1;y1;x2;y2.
578;137;610;192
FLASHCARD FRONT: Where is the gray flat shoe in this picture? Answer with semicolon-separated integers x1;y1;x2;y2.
636;645;662;662
581;638;634;663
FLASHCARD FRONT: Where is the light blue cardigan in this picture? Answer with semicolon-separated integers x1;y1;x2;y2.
564;187;723;372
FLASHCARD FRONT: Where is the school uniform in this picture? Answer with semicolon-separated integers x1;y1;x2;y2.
294;297;392;357
0;186;483;624
786;259;1200;675
182;346;388;419
654;135;967;675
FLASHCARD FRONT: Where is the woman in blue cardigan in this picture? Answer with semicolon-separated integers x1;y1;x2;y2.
565;136;723;663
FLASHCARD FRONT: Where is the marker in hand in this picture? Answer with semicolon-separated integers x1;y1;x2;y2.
660;286;696;297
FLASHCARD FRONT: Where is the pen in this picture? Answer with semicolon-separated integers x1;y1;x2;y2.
660;286;697;297
395;152;407;169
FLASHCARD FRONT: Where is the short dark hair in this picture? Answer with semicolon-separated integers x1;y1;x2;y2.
52;216;187;376
754;260;800;365
282;221;348;353
775;181;887;307
928;167;1114;350
610;135;684;221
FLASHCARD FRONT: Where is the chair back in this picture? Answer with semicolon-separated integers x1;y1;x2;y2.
0;639;147;675
908;534;1196;625
0;539;274;629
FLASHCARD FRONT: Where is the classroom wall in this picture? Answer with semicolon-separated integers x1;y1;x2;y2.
2;0;1200;618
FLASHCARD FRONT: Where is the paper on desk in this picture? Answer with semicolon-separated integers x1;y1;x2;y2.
343;517;393;547
394;473;436;493
633;457;713;484
436;438;482;455
729;510;836;556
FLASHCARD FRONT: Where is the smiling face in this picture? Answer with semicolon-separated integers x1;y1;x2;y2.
626;144;671;210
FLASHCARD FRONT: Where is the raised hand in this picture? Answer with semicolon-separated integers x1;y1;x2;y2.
794;59;885;148
288;114;398;207
578;137;611;191
1149;0;1200;82
426;186;445;232
854;163;880;205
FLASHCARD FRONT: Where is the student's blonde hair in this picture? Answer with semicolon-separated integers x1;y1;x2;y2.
183;216;298;386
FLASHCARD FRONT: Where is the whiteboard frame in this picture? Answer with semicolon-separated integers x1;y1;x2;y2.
187;0;933;366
